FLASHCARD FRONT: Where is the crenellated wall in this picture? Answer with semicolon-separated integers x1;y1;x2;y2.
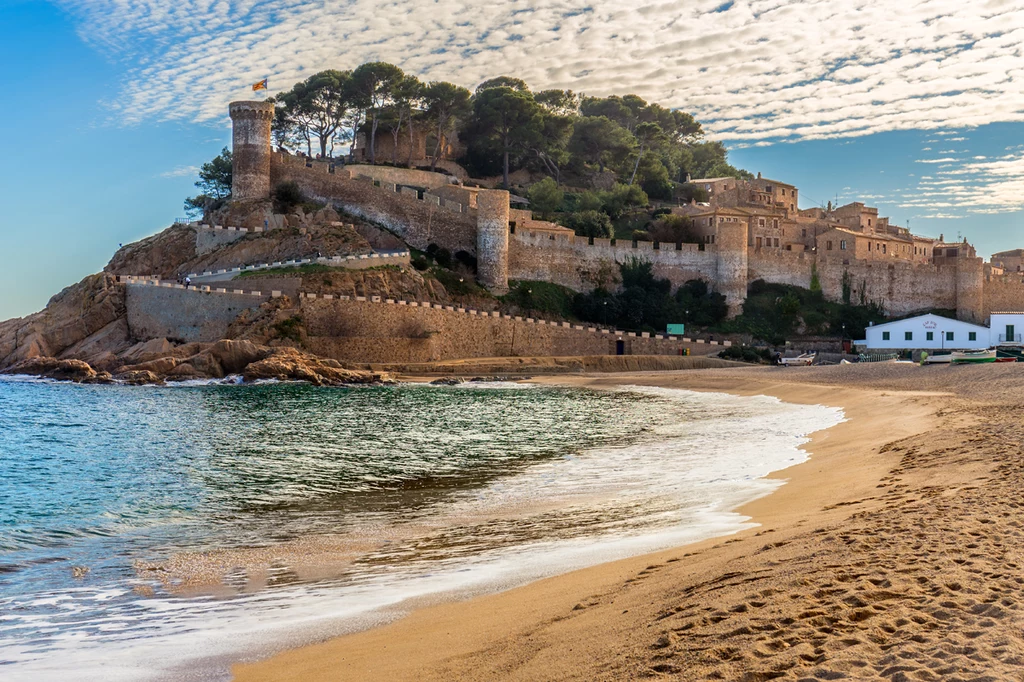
508;229;720;294
299;297;724;363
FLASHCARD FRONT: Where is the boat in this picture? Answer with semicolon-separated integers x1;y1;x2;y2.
995;357;1017;363
950;349;997;364
923;353;952;364
780;352;816;366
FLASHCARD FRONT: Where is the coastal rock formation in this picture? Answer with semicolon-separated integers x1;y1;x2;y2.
242;347;395;386
0;273;128;369
3;357;100;382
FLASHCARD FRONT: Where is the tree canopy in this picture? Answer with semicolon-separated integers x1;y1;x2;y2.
262;62;748;191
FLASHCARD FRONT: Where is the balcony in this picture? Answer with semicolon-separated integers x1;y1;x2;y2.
998;334;1023;344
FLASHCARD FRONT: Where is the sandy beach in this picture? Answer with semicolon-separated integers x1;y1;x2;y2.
233;363;1024;681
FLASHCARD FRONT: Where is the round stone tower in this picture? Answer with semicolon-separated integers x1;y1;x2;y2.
476;189;510;294
229;100;275;202
956;255;985;324
714;220;748;318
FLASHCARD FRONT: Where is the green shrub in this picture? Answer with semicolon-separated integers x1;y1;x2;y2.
561;210;613;238
272;316;303;342
273;181;305;213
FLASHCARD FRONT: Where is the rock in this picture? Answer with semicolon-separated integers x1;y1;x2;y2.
431;377;464;385
82;371;115;385
0;273;127;370
3;357;97;382
120;338;176;364
113;370;164;385
118;357;180;375
242;348;394;386
206;339;265;374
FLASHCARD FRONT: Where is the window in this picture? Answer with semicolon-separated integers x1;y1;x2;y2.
926;332;934;341
882;244;887;254
868;219;872;226
905;331;913;341
773;219;779;228
756;237;762;248
774;238;780;247
758;218;766;227
969;332;977;341
840;240;847;250
868;242;872;251
882;331;891;341
802;229;807;238
827;240;833;250
791;203;795;211
946;332;954;341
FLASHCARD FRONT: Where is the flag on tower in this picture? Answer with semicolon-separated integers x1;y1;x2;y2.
252;78;269;92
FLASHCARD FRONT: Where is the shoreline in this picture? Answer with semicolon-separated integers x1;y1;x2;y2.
232;368;941;681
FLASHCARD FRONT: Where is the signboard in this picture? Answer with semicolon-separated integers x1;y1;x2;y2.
666;323;686;335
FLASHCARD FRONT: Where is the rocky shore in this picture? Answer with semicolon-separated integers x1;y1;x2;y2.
2;340;395;386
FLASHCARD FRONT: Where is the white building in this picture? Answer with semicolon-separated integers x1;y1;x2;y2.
989;313;1024;346
859;313;990;351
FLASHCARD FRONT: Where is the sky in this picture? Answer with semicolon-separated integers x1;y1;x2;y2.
2;0;1024;320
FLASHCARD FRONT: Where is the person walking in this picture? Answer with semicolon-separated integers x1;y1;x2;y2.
184;276;192;289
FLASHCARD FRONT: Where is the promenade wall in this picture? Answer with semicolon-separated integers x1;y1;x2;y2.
300;296;725;364
125;282;270;343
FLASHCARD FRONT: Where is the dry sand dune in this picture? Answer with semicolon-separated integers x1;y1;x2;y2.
234;364;1024;682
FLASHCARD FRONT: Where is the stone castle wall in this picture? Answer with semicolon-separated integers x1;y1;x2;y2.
270;154;479;254
300;297;717;364
125;283;268;343
508;229;720;293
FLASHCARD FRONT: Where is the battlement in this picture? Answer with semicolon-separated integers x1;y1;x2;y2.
185;250;411;282
297;292;730;346
512;228;711;255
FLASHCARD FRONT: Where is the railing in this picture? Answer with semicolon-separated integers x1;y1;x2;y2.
858;352;901;363
998;334;1023;343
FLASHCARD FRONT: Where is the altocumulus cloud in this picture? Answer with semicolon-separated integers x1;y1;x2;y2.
56;0;1024;146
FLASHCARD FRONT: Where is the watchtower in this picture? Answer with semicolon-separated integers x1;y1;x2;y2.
956;255;985;323
229;100;275;201
715;220;748;317
476;189;510;294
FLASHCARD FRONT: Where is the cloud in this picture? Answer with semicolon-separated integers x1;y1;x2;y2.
160;165;199;178
53;0;1024;146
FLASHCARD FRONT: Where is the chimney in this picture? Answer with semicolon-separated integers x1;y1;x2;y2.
757;172;762;179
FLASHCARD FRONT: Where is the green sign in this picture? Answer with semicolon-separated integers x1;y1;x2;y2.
666;323;686;335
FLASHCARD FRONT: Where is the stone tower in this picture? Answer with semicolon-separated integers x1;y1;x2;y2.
715;220;748;317
229;100;275;201
476;189;510;294
956;255;985;324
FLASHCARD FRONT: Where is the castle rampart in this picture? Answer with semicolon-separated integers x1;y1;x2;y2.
229;101;275;201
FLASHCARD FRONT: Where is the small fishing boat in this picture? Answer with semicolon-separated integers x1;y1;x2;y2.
995;357;1017;363
923;353;952;364
950;349;997;364
780;352;816;366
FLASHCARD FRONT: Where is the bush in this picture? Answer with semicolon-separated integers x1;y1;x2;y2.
426;243;453;269
561;210;613;238
411;254;431;271
273;181;305;213
599;183;648;219
454;250;478;272
527;178;564;218
502;281;575;318
272;316;303;343
649;214;701;244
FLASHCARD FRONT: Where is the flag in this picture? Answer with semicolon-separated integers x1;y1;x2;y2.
252;78;268;92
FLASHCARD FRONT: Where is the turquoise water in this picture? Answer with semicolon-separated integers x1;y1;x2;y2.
0;377;842;681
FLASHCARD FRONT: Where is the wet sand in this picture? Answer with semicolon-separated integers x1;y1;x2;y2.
233;363;1024;681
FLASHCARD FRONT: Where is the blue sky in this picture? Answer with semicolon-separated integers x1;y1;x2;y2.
2;0;1024;320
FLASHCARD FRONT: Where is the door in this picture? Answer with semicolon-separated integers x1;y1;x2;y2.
616;339;625;355
1007;324;1016;343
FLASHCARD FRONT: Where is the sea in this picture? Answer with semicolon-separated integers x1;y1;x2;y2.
0;376;843;681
